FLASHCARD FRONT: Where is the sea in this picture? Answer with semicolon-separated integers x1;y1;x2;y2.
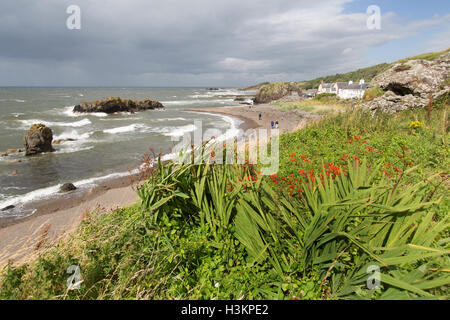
0;87;253;221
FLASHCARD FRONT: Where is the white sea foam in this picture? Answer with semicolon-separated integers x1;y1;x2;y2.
152;117;187;122
18;118;92;128
62;106;108;118
53;130;93;141
161;99;234;106
56;146;94;154
0;99;26;103
163;124;197;137
0;184;62;210
103;124;147;134
0;171;132;211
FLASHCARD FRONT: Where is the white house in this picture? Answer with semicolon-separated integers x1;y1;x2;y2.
318;79;368;99
338;80;369;99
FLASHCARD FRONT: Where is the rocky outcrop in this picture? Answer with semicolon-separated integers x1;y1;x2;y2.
254;82;303;104
60;183;77;193
73;97;164;114
363;51;450;113
24;124;55;156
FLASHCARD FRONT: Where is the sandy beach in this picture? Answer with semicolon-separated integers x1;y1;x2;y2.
188;103;321;134
0;102;317;267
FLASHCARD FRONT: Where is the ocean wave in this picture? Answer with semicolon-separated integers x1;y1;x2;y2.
103;124;147;134
53;129;93;141
99;117;142;121
62;106;108;118
55;146;95;154
161;99;234;106
163;124;197;137
0;170;133;212
18;118;92;128
0;99;26;103
152;117;187;122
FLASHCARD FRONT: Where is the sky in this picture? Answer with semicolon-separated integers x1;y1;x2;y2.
0;0;449;87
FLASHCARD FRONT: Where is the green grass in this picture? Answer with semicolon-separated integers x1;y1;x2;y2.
363;86;384;101
274;93;351;114
1;104;449;300
300;64;391;90
396;48;450;64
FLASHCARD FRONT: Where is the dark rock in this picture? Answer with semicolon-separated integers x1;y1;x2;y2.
73;97;164;114
1;205;15;211
60;183;77;193
0;152;7;157
24;124;55;156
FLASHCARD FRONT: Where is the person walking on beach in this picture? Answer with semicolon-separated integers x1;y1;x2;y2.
271;120;274;129
275;120;279;129
259;113;262;121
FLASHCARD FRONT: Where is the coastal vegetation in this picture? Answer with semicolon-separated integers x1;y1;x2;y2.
396;48;450;64
274;93;351;114
300;64;391;90
254;82;304;104
363;86;384;102
1;101;448;300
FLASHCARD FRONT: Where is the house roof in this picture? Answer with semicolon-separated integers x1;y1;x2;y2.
336;82;348;88
342;83;369;90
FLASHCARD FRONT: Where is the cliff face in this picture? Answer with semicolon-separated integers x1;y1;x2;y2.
73;97;164;114
363;51;450;113
254;82;303;104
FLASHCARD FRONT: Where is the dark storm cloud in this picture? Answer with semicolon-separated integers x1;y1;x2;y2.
0;0;448;86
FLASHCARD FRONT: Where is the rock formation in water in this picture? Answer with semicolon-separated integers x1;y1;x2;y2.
60;183;77;193
363;51;450;113
73;97;164;114
24;124;55;156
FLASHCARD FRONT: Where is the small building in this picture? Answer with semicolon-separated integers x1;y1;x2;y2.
338;80;369;99
317;79;368;99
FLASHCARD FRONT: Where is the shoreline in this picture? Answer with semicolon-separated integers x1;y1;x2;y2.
187;103;321;134
0;103;317;266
